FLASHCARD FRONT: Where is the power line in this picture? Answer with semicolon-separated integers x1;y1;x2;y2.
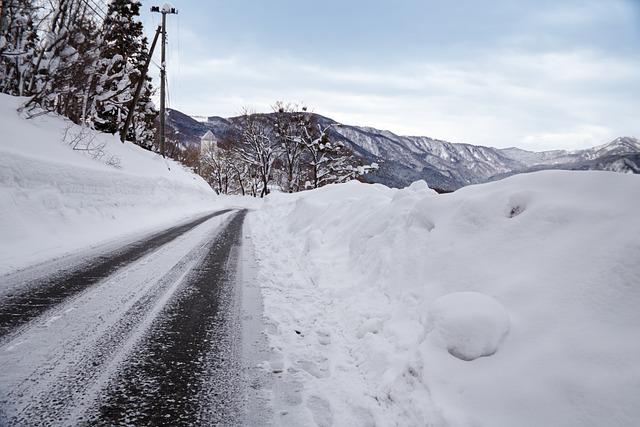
172;12;181;108
78;0;106;22
86;0;107;17
80;0;104;19
166;69;171;109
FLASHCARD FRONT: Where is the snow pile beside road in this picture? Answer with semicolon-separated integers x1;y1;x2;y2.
250;170;640;426
0;94;215;274
428;291;510;362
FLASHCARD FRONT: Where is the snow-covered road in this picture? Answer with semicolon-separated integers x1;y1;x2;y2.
0;209;254;425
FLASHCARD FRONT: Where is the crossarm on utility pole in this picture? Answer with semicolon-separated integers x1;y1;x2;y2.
120;25;162;143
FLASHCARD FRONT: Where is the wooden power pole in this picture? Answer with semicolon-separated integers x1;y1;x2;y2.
120;25;162;144
151;4;178;158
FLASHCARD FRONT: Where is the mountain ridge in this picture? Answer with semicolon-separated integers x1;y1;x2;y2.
167;108;639;190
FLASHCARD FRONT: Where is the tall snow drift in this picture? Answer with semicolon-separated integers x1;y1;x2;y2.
0;94;215;274
251;172;640;426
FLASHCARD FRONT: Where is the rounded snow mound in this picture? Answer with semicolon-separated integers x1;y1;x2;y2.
429;292;510;361
405;180;437;194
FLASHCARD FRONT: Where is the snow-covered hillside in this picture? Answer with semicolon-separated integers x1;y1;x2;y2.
331;125;640;189
332;124;524;189
4;90;639;425
250;171;640;426
0;94;216;274
167;107;640;191
501;136;640;165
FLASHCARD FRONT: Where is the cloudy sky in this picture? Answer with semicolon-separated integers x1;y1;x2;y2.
140;0;640;150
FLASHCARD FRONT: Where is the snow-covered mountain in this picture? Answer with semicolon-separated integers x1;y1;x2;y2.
329;126;640;189
167;108;640;190
330;124;524;190
500;137;640;166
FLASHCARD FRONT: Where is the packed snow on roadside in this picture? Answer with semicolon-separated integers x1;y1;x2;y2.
249;171;640;426
0;94;217;274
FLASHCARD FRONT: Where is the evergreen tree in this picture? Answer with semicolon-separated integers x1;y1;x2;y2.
128;54;156;149
2;0;157;149
94;0;157;147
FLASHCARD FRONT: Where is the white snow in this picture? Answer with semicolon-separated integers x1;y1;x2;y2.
0;94;216;274
250;171;640;426
405;179;437;194
3;91;640;426
428;291;510;361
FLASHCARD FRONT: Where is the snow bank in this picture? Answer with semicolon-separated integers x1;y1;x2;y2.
0;94;216;274
251;172;640;426
428;292;510;361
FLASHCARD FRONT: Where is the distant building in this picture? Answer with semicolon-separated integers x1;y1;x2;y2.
200;130;218;155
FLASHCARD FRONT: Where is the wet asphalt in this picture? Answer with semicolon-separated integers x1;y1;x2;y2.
91;210;247;426
0;209;233;339
0;209;249;426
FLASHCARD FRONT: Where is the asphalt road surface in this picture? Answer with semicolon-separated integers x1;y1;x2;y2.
0;209;252;426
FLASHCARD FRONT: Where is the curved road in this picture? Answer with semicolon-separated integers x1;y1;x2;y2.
0;209;251;425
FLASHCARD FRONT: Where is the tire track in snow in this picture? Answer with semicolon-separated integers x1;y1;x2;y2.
0;209;233;339
0;210;237;425
86;209;247;426
8;240;209;425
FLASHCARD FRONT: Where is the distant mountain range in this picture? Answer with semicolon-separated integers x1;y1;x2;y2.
167;108;640;191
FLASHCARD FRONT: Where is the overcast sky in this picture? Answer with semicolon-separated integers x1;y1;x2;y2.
139;0;640;150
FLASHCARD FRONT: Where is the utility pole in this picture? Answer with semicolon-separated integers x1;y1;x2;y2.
151;5;178;158
120;25;162;143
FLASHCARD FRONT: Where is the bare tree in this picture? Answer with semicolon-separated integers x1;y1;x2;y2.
272;101;305;192
23;0;103;123
234;109;278;197
196;104;377;197
0;0;40;96
200;135;253;195
299;116;339;188
297;113;377;188
200;143;228;194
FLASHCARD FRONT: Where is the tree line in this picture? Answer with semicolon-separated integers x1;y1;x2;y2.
1;2;376;193
199;102;378;197
0;0;157;149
